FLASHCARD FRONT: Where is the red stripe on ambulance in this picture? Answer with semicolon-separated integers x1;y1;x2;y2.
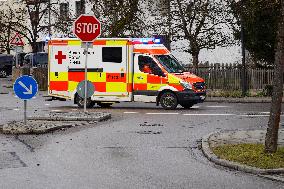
49;81;68;91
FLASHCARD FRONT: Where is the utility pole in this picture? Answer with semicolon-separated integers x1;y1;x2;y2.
167;0;171;51
241;14;247;96
48;0;51;38
236;0;247;96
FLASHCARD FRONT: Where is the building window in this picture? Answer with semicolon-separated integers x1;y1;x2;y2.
76;0;85;17
60;3;69;19
102;47;122;63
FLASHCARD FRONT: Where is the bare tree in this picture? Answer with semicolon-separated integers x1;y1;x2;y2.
1;0;59;52
53;3;74;38
265;0;284;153
171;0;233;69
90;0;142;37
0;3;25;54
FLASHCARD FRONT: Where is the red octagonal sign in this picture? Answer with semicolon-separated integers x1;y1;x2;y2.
73;15;101;42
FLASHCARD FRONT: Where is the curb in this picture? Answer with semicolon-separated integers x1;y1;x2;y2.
205;97;274;103
28;113;111;122
201;131;284;175
2;121;75;134
2;113;111;134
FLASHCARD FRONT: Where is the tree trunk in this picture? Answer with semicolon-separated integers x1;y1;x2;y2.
264;0;284;153
31;41;37;53
192;51;199;70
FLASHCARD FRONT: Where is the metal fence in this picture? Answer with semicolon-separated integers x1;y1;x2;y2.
188;66;275;90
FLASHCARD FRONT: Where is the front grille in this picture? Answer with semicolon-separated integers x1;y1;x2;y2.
193;82;205;90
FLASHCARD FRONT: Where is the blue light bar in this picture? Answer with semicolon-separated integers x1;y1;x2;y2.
154;38;161;43
132;38;161;44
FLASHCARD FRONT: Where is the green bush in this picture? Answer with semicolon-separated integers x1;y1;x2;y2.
263;85;273;96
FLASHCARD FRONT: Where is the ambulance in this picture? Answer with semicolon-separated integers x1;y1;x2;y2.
48;38;206;110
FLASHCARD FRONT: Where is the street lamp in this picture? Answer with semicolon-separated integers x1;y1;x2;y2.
235;0;247;96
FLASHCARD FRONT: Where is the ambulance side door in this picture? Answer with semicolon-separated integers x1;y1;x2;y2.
100;46;129;97
133;54;166;102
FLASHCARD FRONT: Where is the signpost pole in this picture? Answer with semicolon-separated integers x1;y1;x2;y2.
15;47;19;68
84;42;89;112
24;100;27;125
73;15;101;112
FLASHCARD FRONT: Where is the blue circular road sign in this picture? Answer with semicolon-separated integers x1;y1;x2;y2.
13;75;38;100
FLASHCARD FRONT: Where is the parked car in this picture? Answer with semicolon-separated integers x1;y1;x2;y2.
14;52;27;67
0;54;13;77
24;52;48;67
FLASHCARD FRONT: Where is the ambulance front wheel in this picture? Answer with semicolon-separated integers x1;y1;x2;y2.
75;94;94;108
160;92;178;110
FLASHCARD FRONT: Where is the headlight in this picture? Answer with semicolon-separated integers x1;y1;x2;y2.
180;80;192;90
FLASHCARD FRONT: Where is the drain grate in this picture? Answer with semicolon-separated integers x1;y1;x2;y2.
136;130;162;135
0;152;27;169
139;122;164;127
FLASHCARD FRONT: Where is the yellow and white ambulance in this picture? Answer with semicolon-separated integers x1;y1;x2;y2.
48;38;206;110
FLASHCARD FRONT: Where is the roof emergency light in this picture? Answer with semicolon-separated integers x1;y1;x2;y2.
132;38;162;44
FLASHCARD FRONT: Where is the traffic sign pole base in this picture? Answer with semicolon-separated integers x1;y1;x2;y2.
24;100;27;125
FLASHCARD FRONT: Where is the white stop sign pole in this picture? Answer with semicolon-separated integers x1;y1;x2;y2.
83;43;89;112
73;15;101;112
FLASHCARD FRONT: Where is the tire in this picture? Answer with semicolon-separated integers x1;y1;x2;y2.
160;92;178;110
97;102;113;108
75;94;94;108
180;102;195;109
0;69;7;78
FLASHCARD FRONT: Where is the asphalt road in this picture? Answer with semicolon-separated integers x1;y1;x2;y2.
0;77;284;188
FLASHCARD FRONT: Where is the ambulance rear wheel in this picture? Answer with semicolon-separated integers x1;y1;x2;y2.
75;95;94;108
97;102;113;108
160;92;178;110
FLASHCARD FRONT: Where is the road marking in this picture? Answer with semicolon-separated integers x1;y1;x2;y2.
146;113;179;115
45;104;50;106
13;108;20;111
51;109;61;112
191;106;200;109
206;106;229;108
183;113;235;116
239;115;270;117
124;112;138;114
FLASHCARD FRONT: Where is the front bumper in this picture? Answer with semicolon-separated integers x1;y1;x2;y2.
176;90;206;104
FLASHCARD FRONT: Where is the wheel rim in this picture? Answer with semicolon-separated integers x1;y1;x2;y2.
162;95;175;108
0;70;6;77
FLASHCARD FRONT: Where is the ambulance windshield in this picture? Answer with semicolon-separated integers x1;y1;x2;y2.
155;55;185;73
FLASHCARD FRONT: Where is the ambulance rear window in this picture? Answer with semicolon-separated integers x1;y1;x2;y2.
102;47;122;63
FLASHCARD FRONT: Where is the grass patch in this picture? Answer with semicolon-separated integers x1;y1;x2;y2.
212;144;284;169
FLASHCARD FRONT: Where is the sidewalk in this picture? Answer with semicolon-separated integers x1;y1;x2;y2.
202;129;284;182
205;97;283;103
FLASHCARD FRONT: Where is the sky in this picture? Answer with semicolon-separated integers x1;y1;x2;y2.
172;45;242;65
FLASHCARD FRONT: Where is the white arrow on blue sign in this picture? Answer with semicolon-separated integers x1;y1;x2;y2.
13;75;38;100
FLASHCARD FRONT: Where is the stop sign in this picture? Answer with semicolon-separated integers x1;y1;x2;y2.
73;15;101;42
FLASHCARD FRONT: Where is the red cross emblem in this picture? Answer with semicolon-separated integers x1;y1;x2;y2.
55;51;66;64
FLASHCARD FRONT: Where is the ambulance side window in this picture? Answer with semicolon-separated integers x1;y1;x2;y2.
138;56;165;77
102;47;122;63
